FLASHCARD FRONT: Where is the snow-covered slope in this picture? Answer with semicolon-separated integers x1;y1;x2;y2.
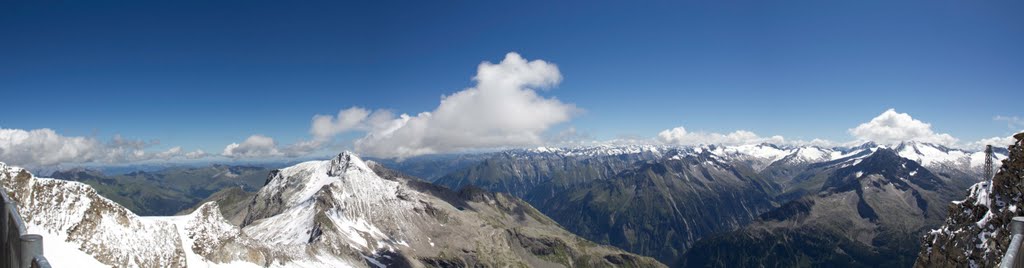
2;152;664;268
467;142;997;178
512;144;666;158
660;143;858;172
1;162;186;267
240;153;408;265
895;141;1007;171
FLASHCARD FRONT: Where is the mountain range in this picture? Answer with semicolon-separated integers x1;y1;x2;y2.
49;164;273;216
429;141;1003;266
0;152;663;267
3;139;1009;267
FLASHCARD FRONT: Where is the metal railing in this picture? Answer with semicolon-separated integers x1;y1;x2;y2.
1000;217;1024;268
1;190;51;268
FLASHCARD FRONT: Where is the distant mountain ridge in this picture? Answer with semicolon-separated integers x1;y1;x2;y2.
0;152;664;267
426;141;1002;266
3;140;1007;267
49;164;272;215
682;148;958;266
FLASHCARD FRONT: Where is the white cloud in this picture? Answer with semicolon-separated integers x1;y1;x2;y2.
791;138;837;148
995;115;1024;129
309;52;578;159
220;134;321;159
967;136;1017;150
0;127;202;168
656;126;785;146
185;149;208;159
312;107;370;139
309;107;396;141
0;128;103;167
848;109;958;146
221;135;281;158
154;146;183;159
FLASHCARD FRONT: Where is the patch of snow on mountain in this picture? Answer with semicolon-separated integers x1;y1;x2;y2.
518;144;665;158
25;224;110;268
897;142;969;167
786;147;830;163
722;144;791;161
969;151;1009;168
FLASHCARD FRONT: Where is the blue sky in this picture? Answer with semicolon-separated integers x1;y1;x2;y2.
2;0;1023;165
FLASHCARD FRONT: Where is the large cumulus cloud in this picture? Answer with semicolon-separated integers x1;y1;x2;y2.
848;109;958;146
310;52;579;159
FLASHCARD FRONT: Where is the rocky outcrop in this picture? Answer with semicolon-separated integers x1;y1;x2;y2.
176;186;254;226
1;163;187;268
916;132;1024;267
177;202;268;264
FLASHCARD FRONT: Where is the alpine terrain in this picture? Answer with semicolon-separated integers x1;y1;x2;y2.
49;165;273;216
0;152;664;267
916;132;1024;267
428;142;1005;266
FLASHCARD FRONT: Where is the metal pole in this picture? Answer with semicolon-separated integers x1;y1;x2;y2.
2;210;7;268
1014;217;1024;236
3;203;18;268
18;235;42;268
1015;217;1024;268
30;256;51;268
1003;217;1024;268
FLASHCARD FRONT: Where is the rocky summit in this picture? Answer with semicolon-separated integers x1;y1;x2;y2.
916;132;1024;267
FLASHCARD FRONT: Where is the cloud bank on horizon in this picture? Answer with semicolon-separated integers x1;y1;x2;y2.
0;53;1020;168
0;128;206;167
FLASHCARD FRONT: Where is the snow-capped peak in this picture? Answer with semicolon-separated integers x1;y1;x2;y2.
782;146;831;164
723;143;792;161
893;141;1007;170
513;144;666;158
241;150;415;263
328;151;373;176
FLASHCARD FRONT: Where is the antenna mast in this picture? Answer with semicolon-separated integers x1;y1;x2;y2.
985;145;994;192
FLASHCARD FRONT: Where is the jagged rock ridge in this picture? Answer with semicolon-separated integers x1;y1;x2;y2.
916;132;1024;267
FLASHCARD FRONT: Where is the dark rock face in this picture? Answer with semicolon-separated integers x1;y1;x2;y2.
240;169;290;227
436;150;776;266
435;150;658;198
823;148;944;192
760;198;814;221
539;155;778;266
367;153;489;182
682;148;959;267
175;186;255;225
916;133;1024;267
